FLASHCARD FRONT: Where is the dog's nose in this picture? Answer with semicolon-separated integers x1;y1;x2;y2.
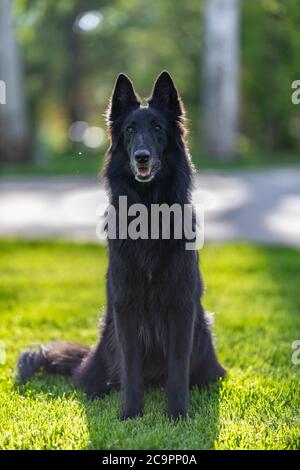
134;150;150;164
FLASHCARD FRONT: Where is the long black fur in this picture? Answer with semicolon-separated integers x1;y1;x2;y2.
18;71;225;420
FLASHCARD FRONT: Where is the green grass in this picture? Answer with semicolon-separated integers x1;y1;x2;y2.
1;151;300;177
0;240;299;450
0;151;103;177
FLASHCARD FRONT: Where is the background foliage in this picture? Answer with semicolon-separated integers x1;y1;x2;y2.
8;0;300;168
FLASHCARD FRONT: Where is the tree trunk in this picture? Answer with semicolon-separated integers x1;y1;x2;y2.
65;0;87;125
0;0;30;164
202;0;240;160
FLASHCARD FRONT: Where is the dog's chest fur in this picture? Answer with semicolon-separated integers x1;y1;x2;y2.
137;270;168;355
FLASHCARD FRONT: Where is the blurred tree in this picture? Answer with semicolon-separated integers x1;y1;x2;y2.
242;0;300;153
0;0;30;164
202;0;240;160
65;0;87;123
8;0;300;167
14;0;202;158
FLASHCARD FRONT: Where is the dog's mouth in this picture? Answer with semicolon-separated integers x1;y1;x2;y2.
135;165;153;182
130;160;161;183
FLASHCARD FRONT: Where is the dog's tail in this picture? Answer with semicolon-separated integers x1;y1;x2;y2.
17;342;90;384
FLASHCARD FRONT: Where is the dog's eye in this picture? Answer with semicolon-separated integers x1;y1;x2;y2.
126;126;134;134
154;125;161;132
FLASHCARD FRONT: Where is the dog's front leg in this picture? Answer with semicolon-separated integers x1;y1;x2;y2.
166;307;194;420
114;303;144;420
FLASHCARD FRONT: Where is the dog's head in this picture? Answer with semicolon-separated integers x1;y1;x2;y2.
106;71;185;183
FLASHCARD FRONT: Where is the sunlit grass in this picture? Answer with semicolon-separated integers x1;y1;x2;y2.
0;240;299;449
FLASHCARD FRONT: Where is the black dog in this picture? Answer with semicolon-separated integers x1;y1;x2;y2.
18;72;225;420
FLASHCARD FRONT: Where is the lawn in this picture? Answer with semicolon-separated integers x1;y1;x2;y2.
0;240;299;450
1;151;300;177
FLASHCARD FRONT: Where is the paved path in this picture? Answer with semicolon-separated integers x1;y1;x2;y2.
0;168;299;247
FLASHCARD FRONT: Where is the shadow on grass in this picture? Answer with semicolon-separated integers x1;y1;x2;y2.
15;374;224;450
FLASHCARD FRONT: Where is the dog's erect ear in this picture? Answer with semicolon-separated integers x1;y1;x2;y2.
108;74;140;122
148;71;183;117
